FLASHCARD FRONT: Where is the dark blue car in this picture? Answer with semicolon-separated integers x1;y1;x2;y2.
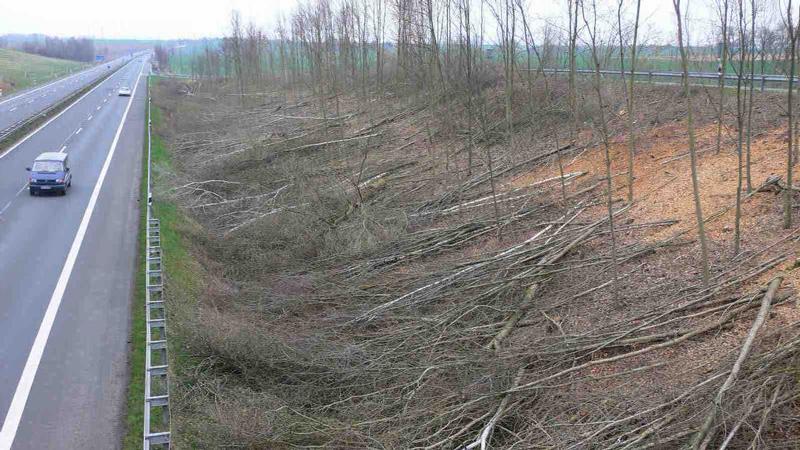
27;152;72;196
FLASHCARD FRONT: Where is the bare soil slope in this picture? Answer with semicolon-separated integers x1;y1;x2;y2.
152;77;800;449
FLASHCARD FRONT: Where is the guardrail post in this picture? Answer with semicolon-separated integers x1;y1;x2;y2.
144;74;170;450
761;75;766;92
648;71;653;84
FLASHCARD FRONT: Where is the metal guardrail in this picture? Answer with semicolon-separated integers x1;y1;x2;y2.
0;94;65;143
540;68;800;91
0;62;126;144
144;75;171;449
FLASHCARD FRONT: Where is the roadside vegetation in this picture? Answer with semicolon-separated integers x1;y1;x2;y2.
148;0;800;448
0;48;86;96
126;86;207;448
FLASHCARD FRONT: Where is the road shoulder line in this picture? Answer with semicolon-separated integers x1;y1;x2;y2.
0;63;145;450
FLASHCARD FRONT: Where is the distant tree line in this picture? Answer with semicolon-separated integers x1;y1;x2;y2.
1;35;96;62
171;0;800;305
23;37;95;62
154;44;170;71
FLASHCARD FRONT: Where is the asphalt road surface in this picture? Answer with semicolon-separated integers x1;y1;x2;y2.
0;55;149;449
0;57;128;136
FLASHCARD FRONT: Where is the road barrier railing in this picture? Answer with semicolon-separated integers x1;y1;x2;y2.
539;67;799;91
0;90;72;143
143;75;171;450
0;61;128;144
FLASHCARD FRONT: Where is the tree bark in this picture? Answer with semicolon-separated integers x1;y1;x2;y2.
715;0;729;155
786;0;797;230
626;0;641;204
674;0;711;287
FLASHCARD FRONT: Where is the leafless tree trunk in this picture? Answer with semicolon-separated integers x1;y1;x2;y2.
715;0;730;154
745;0;756;194
674;0;711;287
626;0;641;204
489;0;516;142
372;0;386;91
230;11;246;106
733;0;747;256
461;0;475;177
582;0;620;301
786;0;797;230
568;0;580;140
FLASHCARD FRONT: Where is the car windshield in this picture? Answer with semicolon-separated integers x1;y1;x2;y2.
32;161;63;173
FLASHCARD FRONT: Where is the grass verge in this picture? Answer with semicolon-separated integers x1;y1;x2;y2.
0;63;124;152
122;76;150;450
0;48;87;95
123;76;205;448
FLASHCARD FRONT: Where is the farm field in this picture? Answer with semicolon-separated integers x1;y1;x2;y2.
0;47;87;96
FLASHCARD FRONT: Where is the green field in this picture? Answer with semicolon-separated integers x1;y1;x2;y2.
0;48;87;96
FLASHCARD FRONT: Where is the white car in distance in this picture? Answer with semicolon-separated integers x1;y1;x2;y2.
118;86;132;96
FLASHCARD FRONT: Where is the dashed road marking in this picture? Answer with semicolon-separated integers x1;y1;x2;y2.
0;63;145;448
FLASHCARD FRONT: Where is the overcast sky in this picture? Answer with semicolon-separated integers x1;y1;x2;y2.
0;0;732;42
0;0;298;40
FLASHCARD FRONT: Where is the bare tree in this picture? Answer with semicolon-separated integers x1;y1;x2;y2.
489;0;517;141
745;0;757;193
626;0;641;203
674;0;711;286
568;0;580;140
733;0;747;255
582;0;620;300
460;0;476;176
229;11;246;104
715;0;730;155
785;0;798;229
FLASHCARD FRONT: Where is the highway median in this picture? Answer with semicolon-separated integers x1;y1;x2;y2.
0;62;127;154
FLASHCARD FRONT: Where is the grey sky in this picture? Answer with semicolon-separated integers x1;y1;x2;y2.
0;0;298;40
0;0;754;43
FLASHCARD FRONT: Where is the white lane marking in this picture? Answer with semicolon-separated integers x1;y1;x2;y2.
75;127;82;135
15;184;27;196
26;100;33;104
97;106;101;110
0;68;90;106
87;115;93;121
8;107;16;112
59;145;67;153
0;63;145;448
0;201;11;215
0;62;129;160
103;99;107;103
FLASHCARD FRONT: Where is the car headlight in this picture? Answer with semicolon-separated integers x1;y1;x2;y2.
56;178;64;183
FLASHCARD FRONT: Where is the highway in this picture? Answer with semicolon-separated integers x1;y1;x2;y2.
0;55;148;449
0;57;127;138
